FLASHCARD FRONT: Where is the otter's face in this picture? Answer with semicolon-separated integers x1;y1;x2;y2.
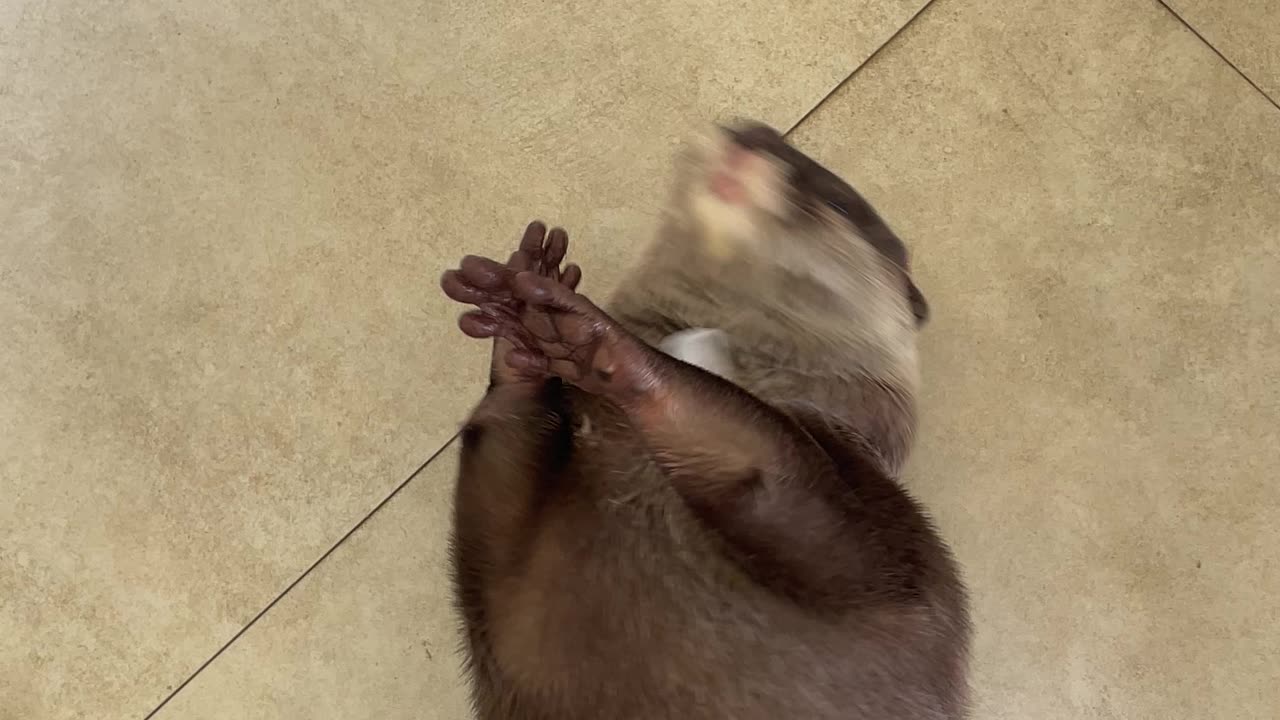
674;122;928;323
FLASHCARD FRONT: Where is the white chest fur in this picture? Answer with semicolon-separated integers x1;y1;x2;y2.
658;328;734;381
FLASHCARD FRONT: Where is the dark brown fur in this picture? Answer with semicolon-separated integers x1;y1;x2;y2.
443;123;969;719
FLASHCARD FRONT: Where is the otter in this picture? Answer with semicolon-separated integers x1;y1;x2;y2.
440;122;969;720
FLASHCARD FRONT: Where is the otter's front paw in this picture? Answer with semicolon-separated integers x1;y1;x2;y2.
440;221;582;385
472;271;659;401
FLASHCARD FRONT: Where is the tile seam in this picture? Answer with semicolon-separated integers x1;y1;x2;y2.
784;0;944;137
1155;0;1280;113
141;435;459;719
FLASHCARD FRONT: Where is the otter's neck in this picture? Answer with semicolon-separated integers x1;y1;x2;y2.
608;223;921;392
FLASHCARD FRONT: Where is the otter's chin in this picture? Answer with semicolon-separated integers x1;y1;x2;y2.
684;187;768;260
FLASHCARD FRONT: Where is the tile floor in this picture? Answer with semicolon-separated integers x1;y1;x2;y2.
1;0;1276;718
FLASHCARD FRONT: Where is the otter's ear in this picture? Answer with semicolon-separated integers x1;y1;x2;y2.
908;280;930;326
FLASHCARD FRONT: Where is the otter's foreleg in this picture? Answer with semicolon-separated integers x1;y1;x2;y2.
443;222;580;632
454;263;880;607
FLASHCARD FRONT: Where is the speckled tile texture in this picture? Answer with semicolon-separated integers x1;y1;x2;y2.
150;450;472;720
3;0;1278;718
0;0;926;717
1165;0;1280;101
791;0;1280;717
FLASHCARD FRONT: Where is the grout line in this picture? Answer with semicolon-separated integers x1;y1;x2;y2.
141;434;459;719
1155;0;1280;113
784;0;942;137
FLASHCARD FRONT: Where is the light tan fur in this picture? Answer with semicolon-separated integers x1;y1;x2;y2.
610;128;921;472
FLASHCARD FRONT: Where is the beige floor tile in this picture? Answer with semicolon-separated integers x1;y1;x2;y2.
792;0;1280;717
149;449;471;720
1165;0;1280;101
132;1;1279;718
0;0;927;717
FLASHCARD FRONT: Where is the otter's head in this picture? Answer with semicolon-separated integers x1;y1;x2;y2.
671;122;929;325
